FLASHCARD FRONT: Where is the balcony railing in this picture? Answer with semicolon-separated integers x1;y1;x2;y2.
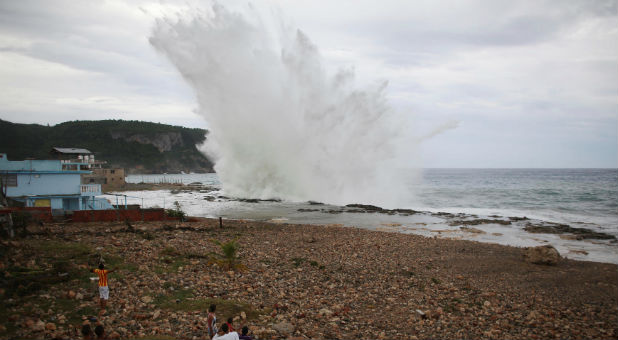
80;184;101;196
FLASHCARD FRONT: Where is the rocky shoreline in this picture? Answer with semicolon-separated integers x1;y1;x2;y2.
2;219;616;339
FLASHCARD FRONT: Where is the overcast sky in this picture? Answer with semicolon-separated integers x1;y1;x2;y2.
0;0;616;168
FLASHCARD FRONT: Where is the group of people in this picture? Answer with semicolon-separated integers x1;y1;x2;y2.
91;264;255;339
207;304;254;340
81;322;106;339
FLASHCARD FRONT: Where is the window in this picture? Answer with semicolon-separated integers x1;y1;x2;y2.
110;170;115;174
0;174;17;187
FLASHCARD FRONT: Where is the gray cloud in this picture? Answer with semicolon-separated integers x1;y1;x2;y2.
0;0;615;167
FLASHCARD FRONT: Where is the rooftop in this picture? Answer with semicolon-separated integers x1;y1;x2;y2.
52;147;92;154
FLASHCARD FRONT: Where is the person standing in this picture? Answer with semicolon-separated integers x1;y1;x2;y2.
207;304;218;339
92;263;115;314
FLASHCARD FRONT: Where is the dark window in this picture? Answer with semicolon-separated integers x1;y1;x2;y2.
110;170;115;174
0;174;17;187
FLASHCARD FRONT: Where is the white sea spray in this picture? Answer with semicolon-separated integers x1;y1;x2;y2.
149;2;420;207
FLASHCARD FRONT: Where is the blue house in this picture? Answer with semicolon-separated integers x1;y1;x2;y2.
0;153;113;214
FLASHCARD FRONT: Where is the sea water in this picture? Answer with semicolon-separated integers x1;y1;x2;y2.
141;3;618;262
109;169;618;264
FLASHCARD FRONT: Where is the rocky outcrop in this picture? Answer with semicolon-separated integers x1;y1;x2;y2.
523;245;561;265
110;131;184;152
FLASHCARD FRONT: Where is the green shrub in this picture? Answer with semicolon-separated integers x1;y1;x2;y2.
166;201;186;221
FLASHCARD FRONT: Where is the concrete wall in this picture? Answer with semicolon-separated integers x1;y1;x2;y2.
72;208;173;222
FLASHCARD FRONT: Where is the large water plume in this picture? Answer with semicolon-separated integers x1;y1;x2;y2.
150;2;416;207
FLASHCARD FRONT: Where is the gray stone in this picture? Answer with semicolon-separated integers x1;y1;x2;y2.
523;245;560;265
273;321;294;335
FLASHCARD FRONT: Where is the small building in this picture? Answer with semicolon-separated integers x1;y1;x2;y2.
50;147;125;191
51;147;106;170
0;153;113;215
82;168;126;192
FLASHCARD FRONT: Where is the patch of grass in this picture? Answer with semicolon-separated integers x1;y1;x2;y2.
154;289;263;320
402;270;415;277
309;260;319;267
291;257;306;267
34;240;92;259
56;298;97;324
431;277;441;284
410;281;425;292
161;246;179;257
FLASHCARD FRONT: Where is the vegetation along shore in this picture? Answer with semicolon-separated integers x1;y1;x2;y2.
1;219;616;339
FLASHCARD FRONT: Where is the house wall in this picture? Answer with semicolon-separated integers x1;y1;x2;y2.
0;154;62;171
87;168;126;191
8;173;81;197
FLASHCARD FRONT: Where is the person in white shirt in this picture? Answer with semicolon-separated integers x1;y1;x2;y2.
212;323;239;340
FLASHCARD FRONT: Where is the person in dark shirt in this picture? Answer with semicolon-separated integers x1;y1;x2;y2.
94;324;106;339
81;324;93;340
239;326;253;340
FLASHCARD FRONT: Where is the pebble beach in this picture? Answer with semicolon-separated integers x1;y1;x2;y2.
1;218;617;339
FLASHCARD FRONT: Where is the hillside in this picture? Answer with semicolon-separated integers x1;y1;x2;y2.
0;119;214;173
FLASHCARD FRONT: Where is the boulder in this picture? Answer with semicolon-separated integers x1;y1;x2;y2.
32;320;46;332
273;321;294;336
523;245;560;265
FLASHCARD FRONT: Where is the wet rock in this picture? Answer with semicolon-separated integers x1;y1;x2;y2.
450;219;511;226
460;227;486;234
345;204;384;212
524;223;616;240
523;245;560;265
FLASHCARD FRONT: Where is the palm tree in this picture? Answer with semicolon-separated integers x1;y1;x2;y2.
209;238;245;270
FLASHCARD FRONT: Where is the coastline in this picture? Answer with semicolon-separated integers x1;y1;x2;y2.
1;219;616;339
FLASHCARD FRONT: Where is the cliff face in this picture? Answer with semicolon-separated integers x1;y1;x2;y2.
0;119;214;173
110;131;185;153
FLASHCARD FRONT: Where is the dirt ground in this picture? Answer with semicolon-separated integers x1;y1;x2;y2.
1;218;617;339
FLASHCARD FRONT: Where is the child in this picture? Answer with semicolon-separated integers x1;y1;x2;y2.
226;317;235;332
92;263;115;313
239;326;253;340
